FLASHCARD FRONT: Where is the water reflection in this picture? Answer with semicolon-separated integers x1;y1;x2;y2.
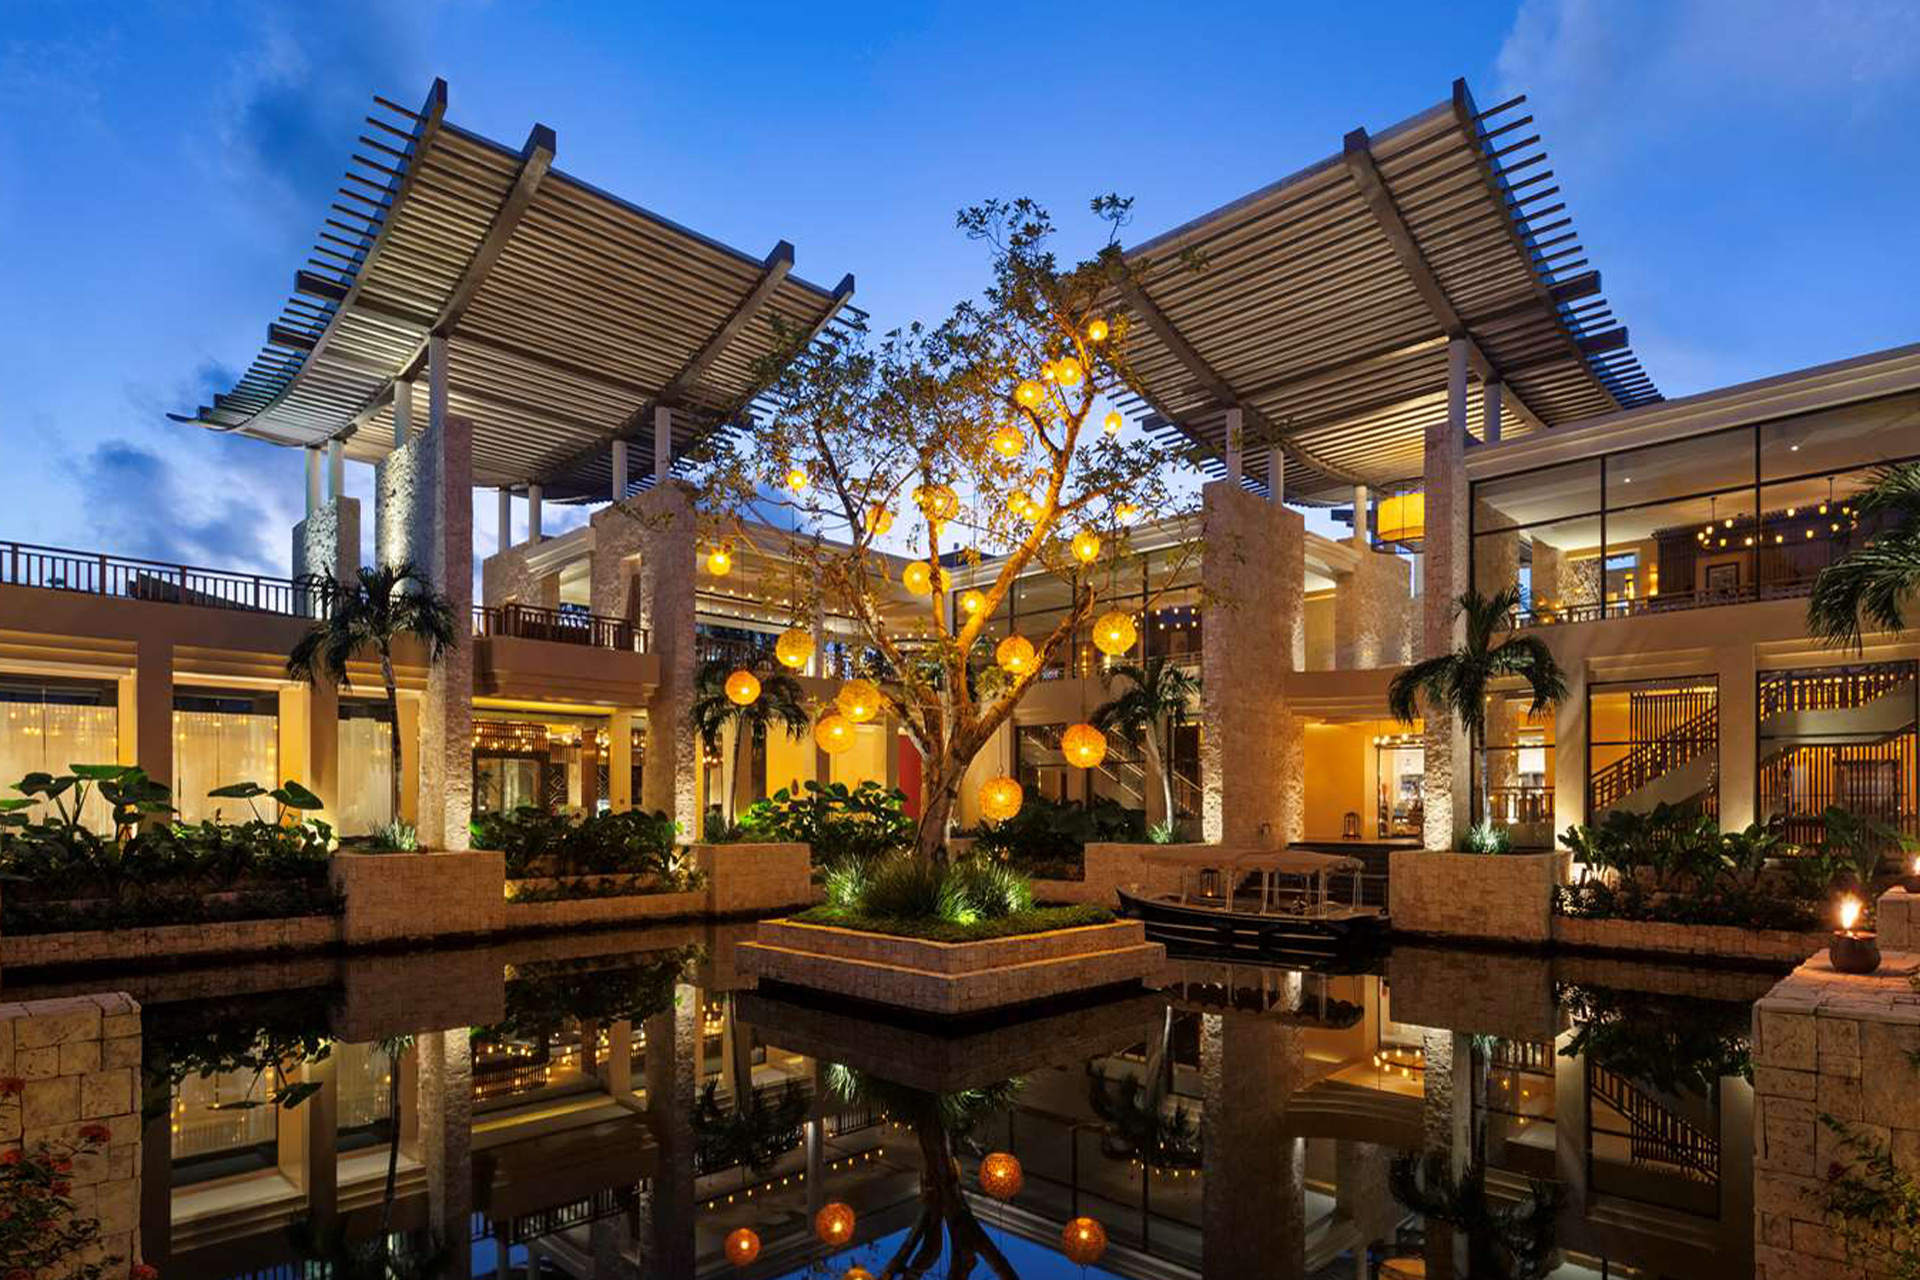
0;924;1777;1279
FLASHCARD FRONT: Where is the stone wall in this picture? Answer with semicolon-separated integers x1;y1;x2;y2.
330;850;505;946
1032;843;1198;907
1752;950;1920;1279
1873;885;1920;949
1553;915;1825;966
1200;481;1304;846
481;539;561;609
503;889;707;933
1333;548;1415;669
292;496;362;587
0;992;144;1278
693;842;813;915
3;915;339;970
1388;849;1565;944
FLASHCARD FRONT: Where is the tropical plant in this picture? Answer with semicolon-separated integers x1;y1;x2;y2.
738;779;914;865
1807;459;1920;651
690;659;810;825
969;792;1143;876
1388;586;1568;841
470;805;684;882
682;196;1206;869
1389;1153;1563;1280
1088;1008;1197;1170
1822;1116;1920;1279
286;561;459;824
1557;984;1751;1097
1464;820;1512;855
1091;656;1198;834
692;1078;809;1175
1815;804;1913;891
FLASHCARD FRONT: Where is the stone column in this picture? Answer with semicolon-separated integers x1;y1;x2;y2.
1268;447;1285;503
1200;481;1305;845
527;483;543;544
1224;406;1244;482
1422;340;1472;850
611;439;629;502
292;496;362;595
640;984;699;1277
1351;485;1369;546
305;446;323;516
496;488;512;553
1201;1010;1305;1277
393;378;413;448
1421;1029;1474;1277
414;334;474;851
1333;551;1415;670
1335;1140;1398;1268
1483;381;1503;444
653;404;672;481
416;1029;475;1279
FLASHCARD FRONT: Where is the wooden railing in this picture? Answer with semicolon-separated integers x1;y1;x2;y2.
1510;578;1813;630
0;538;321;617
1589;703;1719;813
474;603;647;653
1589;1062;1719;1183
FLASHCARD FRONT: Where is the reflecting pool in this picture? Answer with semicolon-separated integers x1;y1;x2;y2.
7;921;1777;1278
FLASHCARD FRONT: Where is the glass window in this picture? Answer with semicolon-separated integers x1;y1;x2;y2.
337;701;394;836
1587;677;1718;824
1475;686;1556;848
1606;427;1751;508
1761;392;1920;482
174;690;279;825
0;677;118;831
1756;466;1892;596
1604;490;1759;611
1758;662;1918;847
1516;516;1603;619
1473;458;1601;533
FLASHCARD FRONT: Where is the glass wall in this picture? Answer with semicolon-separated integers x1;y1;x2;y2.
474;716;605;814
1475;687;1556;847
954;547;1202;678
174;689;278;824
1588;677;1719;824
0;676;118;830
1759;662;1918;846
1472;392;1920;622
337;700;394;836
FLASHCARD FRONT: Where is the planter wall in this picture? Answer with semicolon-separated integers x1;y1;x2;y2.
2;915;341;971
693;842;812;915
503;888;706;932
1388;849;1568;944
1550;914;1826;965
330;849;506;945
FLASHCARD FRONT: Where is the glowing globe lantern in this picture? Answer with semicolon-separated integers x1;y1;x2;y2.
1054;356;1084;387
903;561;934;596
991;424;1026;458
1103;410;1123;436
865;505;894;536
1071;530;1102;564
980;1152;1023;1199
1015;380;1045;409
837;678;881;724
1061;1217;1107;1265
775;626;814;670
724;670;760;706
706;547;733;576
1008;491;1032;518
979;776;1024;822
814;713;854;754
1086;317;1109;343
1092;611;1137;657
1062;723;1108;769
843;1269;874;1280
814;1201;856;1247
1116;502;1141;524
914;483;959;524
960;589;987;616
725;1227;761;1267
995;634;1035;675
786;466;810;493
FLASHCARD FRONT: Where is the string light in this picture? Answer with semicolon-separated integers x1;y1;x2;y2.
1086;318;1109;343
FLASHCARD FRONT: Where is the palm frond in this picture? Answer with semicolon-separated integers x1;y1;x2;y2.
1387;655;1457;726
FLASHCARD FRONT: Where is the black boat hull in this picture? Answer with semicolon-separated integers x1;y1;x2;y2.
1117;887;1389;958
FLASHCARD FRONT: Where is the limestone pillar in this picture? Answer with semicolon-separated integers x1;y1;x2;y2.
1333;551;1415;670
292;497;362;597
1421;1029;1474;1277
496;488;512;553
1200;481;1304;845
415;334;474;851
640;983;699;1276
393;378;413;448
305;446;322;516
1335;1141;1398;1264
653;404;672;481
1422;340;1473;850
416;1029;475;1279
1268;447;1285;503
1201;1010;1305;1277
611;438;629;501
1224;406;1244;482
1472;499;1519;604
1483;381;1503;444
527;483;543;544
135;636;173;799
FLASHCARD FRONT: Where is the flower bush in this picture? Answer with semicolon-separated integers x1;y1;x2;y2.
0;1116;151;1280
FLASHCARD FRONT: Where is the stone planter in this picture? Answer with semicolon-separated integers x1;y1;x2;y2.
1388;849;1569;944
692;841;812;915
1551;913;1828;966
329;849;506;946
737;918;1165;1016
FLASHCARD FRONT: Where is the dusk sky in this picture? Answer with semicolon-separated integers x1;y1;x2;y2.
2;1;1915;577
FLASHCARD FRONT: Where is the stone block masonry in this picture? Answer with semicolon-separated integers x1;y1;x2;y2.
0;992;145;1278
1388;849;1566;944
1752;950;1920;1279
330;849;505;946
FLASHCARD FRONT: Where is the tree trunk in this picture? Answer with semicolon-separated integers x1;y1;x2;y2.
915;780;955;871
1146;721;1173;832
380;647;403;831
727;720;745;827
380;1043;400;1259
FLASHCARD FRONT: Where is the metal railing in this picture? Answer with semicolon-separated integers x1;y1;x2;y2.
1510;578;1814;630
474;602;647;653
0;538;320;617
1589;1062;1719;1183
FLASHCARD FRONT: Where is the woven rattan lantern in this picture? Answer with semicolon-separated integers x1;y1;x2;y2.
724;1228;761;1267
1061;1217;1107;1265
1062;723;1108;769
1071;530;1102;563
865;505;894;536
991;424;1026;458
724;670;760;706
979;776;1024;822
1092;611;1137;657
814;713;854;754
980;1152;1023;1200
837;679;881;724
903;561;933;596
995;634;1035;675
706;546;733;576
814;1202;856;1247
775;626;814;670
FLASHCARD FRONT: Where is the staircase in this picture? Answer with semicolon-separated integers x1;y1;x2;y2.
1589;1063;1719;1183
1757;666;1918;844
1589;700;1719;817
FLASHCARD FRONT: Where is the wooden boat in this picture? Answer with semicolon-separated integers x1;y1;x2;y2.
1116;846;1388;958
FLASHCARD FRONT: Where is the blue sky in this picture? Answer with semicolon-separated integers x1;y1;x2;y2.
2;0;1915;576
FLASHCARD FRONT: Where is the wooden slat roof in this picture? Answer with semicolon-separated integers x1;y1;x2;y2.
1115;79;1660;502
173;79;857;498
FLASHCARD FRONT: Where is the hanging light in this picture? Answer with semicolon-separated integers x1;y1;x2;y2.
979;776;1024;822
706;547;733;576
775;627;814;670
996;634;1036;674
725;1228;761;1267
814;1202;856;1247
1071;530;1102;563
724;670;760;706
991;424;1026;458
786;467;811;493
1092;611;1138;656
961;589;987;616
1061;1217;1108;1265
1015;380;1045;409
838;679;881;723
903;561;934;595
1054;356;1085;387
1008;491;1032;518
1375;490;1425;549
1062;723;1108;769
914;483;959;523
866;505;895;536
815;714;854;754
1086;318;1109;343
1103;410;1124;436
980;1152;1024;1199
842;1270;874;1280
1116;502;1141;523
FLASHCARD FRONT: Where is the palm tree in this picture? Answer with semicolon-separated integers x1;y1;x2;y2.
1388;587;1567;837
287;562;458;824
690;659;810;824
1808;460;1920;651
1091;657;1198;832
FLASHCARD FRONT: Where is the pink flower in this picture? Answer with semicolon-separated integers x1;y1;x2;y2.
131;1265;160;1280
50;1179;72;1195
0;1149;19;1167
78;1122;112;1144
0;1077;22;1097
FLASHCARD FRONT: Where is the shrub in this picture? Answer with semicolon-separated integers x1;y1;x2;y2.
0;1118;138;1279
1464;821;1512;855
739;780;914;865
969;793;1144;875
472;806;686;882
832;852;1040;926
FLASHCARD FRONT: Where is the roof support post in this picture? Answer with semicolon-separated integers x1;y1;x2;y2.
497;487;513;552
611;439;628;503
1419;336;1473;852
1224;406;1244;482
1352;485;1370;547
326;439;345;501
1268;447;1285;504
1484;381;1504;444
305;447;322;517
527;484;544;544
428;333;449;443
393;379;412;448
653;405;672;482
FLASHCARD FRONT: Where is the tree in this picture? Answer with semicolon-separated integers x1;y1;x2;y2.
1090;656;1198;833
1387;587;1567;838
1808;460;1920;651
688;197;1202;867
690;659;810;824
286;562;458;828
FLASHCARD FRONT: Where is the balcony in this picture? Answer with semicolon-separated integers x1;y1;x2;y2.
1510;579;1813;630
0;539;320;616
473;603;647;653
